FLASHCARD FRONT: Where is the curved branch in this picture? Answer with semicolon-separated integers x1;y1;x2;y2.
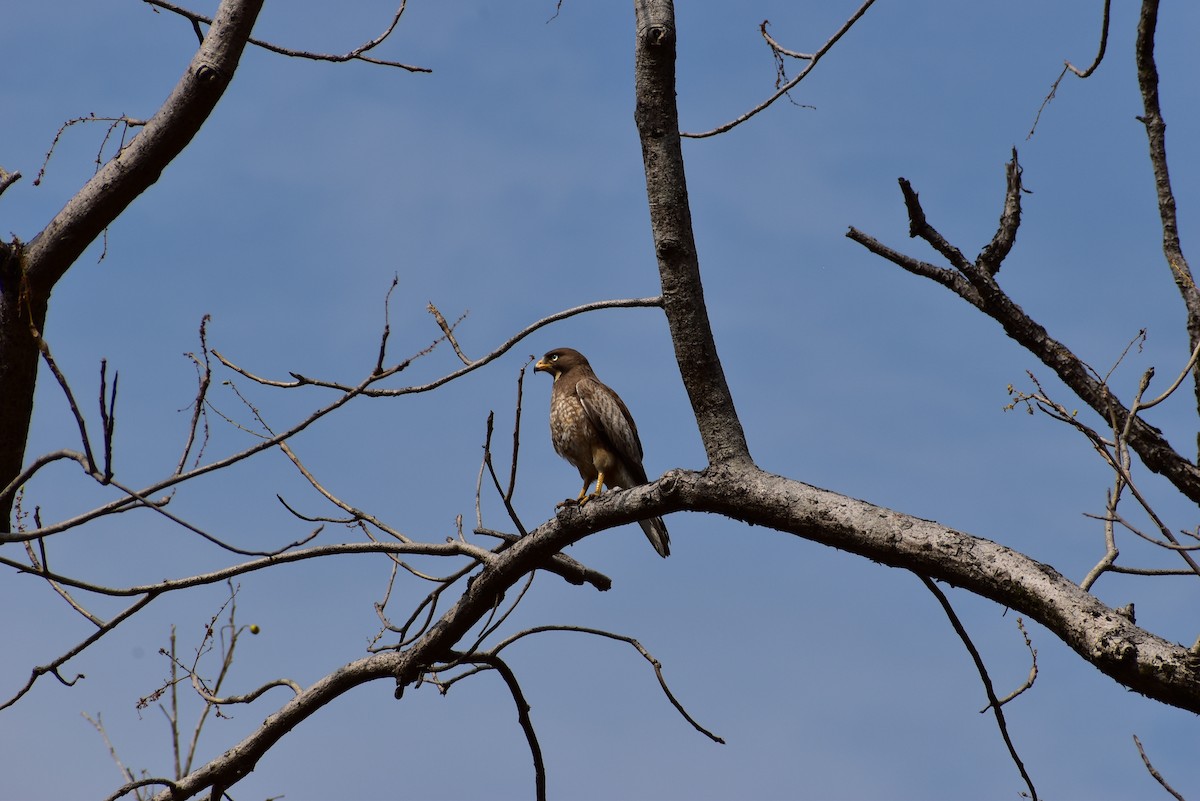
682;1;878;139
222;296;664;396
194;677;302;706
0;540;490;598
1027;0;1111;138
470;653;546;801
984;617;1038;710
0;449;88;512
1067;0;1112;78
2;1;264;533
490;624;724;744
1;594;157;712
919;576;1037;800
24;0;265;292
142;0;431;73
669;466;1200;714
135;459;1200;799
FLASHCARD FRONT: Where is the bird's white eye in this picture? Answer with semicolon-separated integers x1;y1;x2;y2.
550;354;559;362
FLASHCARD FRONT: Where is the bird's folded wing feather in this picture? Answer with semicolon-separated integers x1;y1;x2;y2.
575;377;645;468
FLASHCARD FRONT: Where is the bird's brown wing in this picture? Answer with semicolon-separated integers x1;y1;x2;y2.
575;374;669;557
574;375;647;482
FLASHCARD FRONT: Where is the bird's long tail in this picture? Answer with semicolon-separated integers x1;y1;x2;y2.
639;517;670;558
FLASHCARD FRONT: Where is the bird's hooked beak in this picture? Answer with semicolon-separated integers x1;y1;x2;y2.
534;358;557;380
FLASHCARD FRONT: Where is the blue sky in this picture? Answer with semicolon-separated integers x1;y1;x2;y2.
4;1;1200;798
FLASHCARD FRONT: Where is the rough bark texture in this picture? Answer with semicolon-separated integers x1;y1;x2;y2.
0;245;45;533
672;467;1200;713
633;0;751;467
1135;0;1200;457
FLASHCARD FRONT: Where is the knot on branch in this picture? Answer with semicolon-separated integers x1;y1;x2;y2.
0;236;22;279
194;63;224;84
393;657;427;700
642;24;672;47
1093;633;1138;666
658;469;682;498
655;238;684;260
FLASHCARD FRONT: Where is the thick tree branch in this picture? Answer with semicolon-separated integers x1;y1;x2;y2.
671;466;1200;714
141;459;1200;798
633;0;751;466
24;0;264;293
0;0;265;533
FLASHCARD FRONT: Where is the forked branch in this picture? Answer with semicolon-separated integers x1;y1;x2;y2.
682;1;879;138
142;0;430;72
920;576;1037;800
848;153;1200;507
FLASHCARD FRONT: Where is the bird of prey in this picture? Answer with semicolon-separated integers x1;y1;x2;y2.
534;348;670;558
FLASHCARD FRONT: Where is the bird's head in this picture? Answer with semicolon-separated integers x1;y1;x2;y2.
534;348;589;381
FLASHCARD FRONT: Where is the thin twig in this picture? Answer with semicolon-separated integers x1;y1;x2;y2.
471;653;546;801
1067;0;1112;78
981;618;1038;711
23;538;105;626
1027;0;1111;138
0;450;88;512
483;412;529;538
489;625;725;744
34;333;98;474
82;713;140;791
220;296;664;397
919;576;1037;800
506;361;530;504
98;360;117;481
276;441;412;542
1;594;157;712
141;0;431;72
176;315;213;475
428;302;471;365
683;0;878;138
1133;734;1185;801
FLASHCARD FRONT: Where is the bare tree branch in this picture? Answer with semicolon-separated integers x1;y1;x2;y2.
982;618;1038;711
0;166;22;198
1135;0;1200;451
142;0;430;73
1133;734;1186;801
218;296;664;396
490;624;725;744
634;0;750;465
848;161;1200;507
1028;0;1112;138
468;653;546;801
682;1;878;138
919;576;1037;800
2;0;267;533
